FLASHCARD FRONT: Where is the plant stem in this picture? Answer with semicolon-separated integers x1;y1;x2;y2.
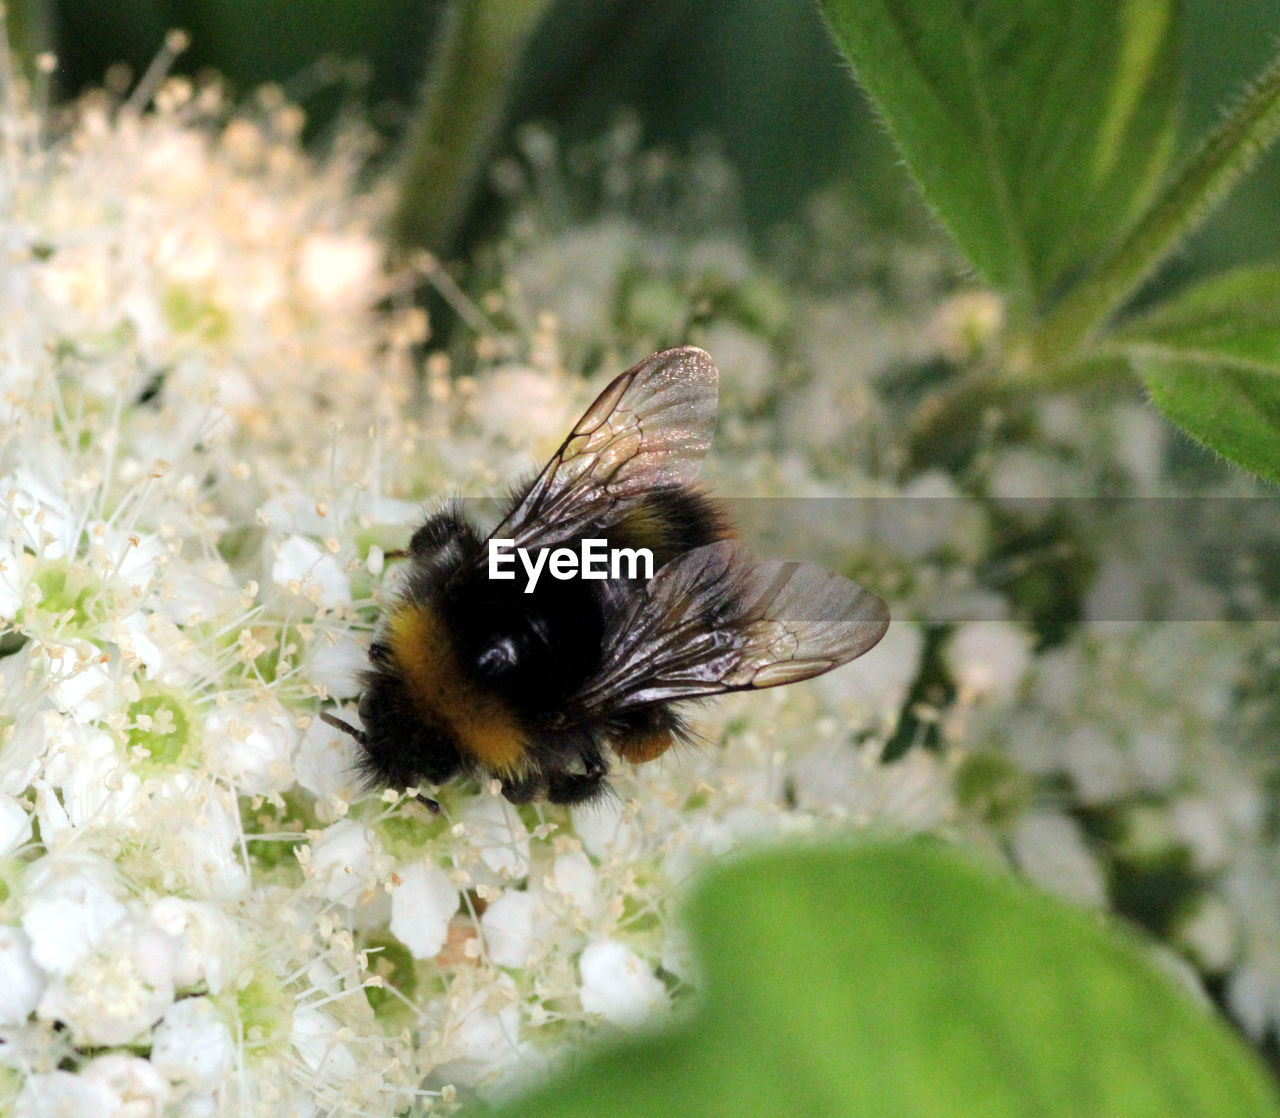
390;0;554;257
1031;47;1280;363
908;354;1132;465
1;0;54;81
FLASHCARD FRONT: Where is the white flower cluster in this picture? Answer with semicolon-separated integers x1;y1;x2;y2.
0;69;950;1117
0;68;434;1116
946;622;1280;1037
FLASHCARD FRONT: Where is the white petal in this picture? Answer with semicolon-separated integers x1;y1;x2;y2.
0;925;44;1024
874;469;968;558
578;940;668;1027
204;705;297;795
80;1055;171;1116
40;641;116;723
148;898;239;994
0;543;25;619
147;775;250;901
297;233;379;309
92;526;166;593
154;558;240;628
389;861;457;959
150;996;234;1089
31;779;71;844
37;923;175;1046
947;622;1034;703
272;535;350;609
291;1007;359;1078
43;722;139;828
461;796;531;879
305;629;366;700
310;819;378;907
0;469;77;558
1010;812;1107;909
295;713;362;801
571;799;638;860
453;998;522;1067
551;851;599;919
15;1071;117;1118
1226;965;1273;1041
22;874;127;975
106;610;172;677
1170;796;1231;872
0;680;47;795
0;792;32;855
818;619;923;722
472;368;574;448
481;891;539;968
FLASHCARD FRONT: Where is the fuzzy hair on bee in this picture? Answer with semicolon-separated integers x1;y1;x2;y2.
321;347;889;808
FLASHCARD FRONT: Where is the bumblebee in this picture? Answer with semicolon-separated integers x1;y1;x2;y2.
322;347;889;807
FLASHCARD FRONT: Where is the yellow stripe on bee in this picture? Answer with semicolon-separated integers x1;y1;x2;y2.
386;604;528;778
613;503;675;553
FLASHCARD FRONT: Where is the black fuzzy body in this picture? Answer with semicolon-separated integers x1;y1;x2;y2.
353;487;725;805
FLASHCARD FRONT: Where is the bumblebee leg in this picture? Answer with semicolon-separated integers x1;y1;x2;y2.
500;772;544;804
546;757;610;805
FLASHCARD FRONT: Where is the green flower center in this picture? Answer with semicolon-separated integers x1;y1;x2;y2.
128;689;196;768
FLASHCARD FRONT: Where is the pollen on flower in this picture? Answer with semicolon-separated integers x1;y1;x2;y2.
236;629;269;661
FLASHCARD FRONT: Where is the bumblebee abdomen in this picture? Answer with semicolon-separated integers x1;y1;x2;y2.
614;728;674;764
609;704;684;766
386;602;530;778
608;486;728;569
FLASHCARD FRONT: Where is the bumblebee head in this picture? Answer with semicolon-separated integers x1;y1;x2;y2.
320;647;464;798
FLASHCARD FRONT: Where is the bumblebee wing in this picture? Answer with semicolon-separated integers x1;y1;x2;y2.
485;347;718;553
568;540;889;713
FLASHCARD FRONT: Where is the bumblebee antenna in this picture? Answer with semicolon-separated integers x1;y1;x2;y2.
319;709;368;745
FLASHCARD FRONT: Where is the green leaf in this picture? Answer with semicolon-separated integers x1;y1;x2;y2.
1119;266;1280;369
1143;363;1280;483
1033;52;1280;359
1115;267;1280;483
819;0;1180;311
491;841;1280;1118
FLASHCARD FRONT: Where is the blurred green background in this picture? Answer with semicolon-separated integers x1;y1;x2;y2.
29;0;1280;277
